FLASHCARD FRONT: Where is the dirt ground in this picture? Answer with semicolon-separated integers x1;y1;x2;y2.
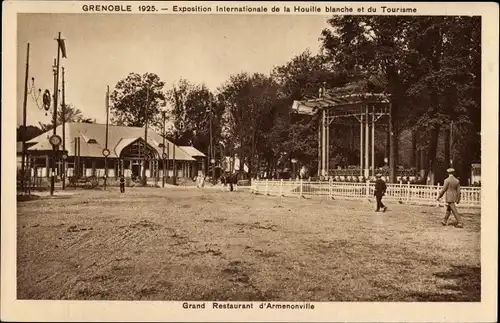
17;187;481;301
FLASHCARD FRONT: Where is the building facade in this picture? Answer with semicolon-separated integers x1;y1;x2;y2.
23;123;205;180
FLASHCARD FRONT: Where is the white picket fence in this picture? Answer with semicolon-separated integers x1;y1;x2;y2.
251;179;481;208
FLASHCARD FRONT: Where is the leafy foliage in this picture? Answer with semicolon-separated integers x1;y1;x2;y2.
110;72;166;129
165;79;224;156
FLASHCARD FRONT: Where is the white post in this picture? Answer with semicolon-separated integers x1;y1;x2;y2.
436;182;440;207
360;114;364;177
399;180;403;202
365;179;369;198
329;177;333;200
406;181;410;203
299;179;303;198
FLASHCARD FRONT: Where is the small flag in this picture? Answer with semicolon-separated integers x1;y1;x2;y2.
58;39;67;58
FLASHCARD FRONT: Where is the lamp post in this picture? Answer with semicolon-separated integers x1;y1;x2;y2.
209;100;215;184
103;85;110;190
142;86;150;186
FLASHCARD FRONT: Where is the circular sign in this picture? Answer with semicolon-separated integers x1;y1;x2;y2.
102;148;110;157
49;134;62;147
61;153;68;160
43;90;51;111
211;159;215;164
162;153;168;159
291;158;298;164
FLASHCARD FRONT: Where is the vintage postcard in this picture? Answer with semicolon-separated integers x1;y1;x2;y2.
1;1;498;322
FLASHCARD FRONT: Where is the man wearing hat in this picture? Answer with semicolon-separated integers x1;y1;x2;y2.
437;168;463;228
374;173;387;212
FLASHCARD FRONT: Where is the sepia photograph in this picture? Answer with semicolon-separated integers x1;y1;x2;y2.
2;1;498;322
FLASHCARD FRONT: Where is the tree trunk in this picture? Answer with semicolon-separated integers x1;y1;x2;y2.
411;130;417;167
444;125;450;168
423;125;440;185
389;101;398;183
250;130;256;181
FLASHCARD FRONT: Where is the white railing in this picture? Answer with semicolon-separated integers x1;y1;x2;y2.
251;179;481;208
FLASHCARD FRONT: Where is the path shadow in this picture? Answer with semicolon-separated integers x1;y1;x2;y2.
409;265;480;301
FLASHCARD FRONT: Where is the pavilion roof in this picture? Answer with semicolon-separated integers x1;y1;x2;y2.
180;146;206;158
26;122;195;161
292;80;390;116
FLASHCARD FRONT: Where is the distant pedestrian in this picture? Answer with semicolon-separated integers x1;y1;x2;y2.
119;174;125;193
229;172;236;192
299;166;308;180
374;173;387;212
196;173;205;189
437;168;463;228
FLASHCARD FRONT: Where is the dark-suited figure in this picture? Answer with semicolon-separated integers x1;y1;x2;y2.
374;173;387;212
437;168;463;228
119;174;125;193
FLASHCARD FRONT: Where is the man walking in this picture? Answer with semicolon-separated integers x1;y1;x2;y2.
374;173;387;212
437;168;463;228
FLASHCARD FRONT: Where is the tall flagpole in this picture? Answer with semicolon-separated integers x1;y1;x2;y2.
172;87;180;186
61;67;66;190
21;43;30;194
50;33;62;196
50;32;66;196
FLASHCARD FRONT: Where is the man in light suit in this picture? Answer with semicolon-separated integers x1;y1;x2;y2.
437;168;463;228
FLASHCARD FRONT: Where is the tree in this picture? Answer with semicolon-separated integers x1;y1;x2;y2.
57;104;84;124
320;16;480;184
110;72;166;128
218;73;281;179
36;104;94;133
404;16;480;184
271;50;348;174
165;79;224;159
17;125;43;142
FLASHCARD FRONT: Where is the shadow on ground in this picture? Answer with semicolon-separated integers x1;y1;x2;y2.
409;265;480;301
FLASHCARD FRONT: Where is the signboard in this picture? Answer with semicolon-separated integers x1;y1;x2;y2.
102;148;110;157
43;90;51;111
49;134;62;147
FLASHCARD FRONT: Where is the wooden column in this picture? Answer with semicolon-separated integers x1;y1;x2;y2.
321;109;327;177
385;124;390;165
360;114;364;176
45;154;50;177
326;117;330;176
82;158;86;177
364;105;369;178
317;116;321;177
371;108;375;177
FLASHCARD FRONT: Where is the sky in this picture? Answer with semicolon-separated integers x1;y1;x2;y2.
17;13;331;127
